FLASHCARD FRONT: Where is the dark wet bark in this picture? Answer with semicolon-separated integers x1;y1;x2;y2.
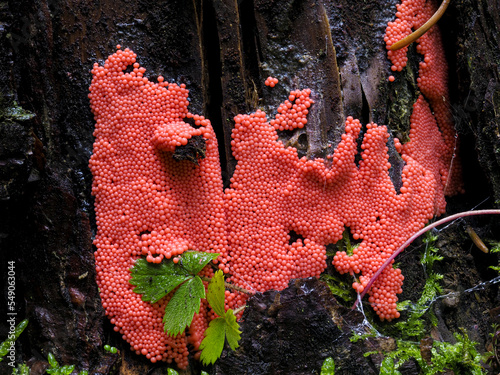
452;0;500;204
0;0;499;374
214;278;385;375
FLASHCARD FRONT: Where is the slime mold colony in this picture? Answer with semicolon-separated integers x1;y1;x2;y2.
89;0;461;366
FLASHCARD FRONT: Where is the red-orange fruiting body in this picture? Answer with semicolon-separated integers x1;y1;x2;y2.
89;20;463;363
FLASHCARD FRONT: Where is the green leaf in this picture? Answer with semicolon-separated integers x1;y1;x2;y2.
224;310;241;350
321;357;335;375
490;265;500;274
167;368;180;375
201;372;210;375
47;353;59;368
199;317;226;365
12;363;30;375
0;319;28;360
208;270;226;316
13;320;28;338
163;276;205;336
47;365;75;375
489;241;500;254
104;344;118;354
129;258;191;303
60;365;75;375
379;357;401;375
199;308;242;365
179;251;219;275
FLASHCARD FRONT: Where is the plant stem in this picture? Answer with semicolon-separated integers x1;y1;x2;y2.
233;305;247;315
353;209;500;309
200;276;253;295
390;0;450;51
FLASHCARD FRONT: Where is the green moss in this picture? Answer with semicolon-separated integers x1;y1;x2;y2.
386;48;420;143
0;94;35;123
349;232;486;374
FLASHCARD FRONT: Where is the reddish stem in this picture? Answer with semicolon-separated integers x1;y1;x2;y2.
352;209;500;310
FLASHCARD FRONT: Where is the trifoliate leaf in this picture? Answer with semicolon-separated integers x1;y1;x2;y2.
208;270;226;317
163;276;205;336
179;251;219;275
321;357;335;375
199;317;226;365
224;310;241;350
129;258;191;303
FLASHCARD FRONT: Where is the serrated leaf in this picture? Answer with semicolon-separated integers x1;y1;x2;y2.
224;310;241;350
179;251;219;275
208;270;226;316
163;276;205;336
129;258;191;303
321;357;335;375
199;317;226;365
199;309;242;365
